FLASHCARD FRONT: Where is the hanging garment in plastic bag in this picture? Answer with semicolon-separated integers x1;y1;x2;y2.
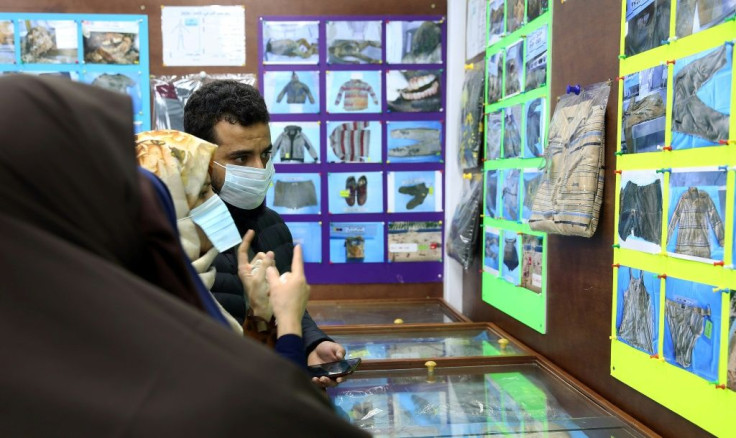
446;173;483;269
528;81;610;237
458;62;485;170
152;73;256;131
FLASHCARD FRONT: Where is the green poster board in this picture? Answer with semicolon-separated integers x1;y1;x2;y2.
482;1;552;334
613;2;736;435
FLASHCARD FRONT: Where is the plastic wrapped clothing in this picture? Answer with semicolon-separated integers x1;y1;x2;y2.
152;73;256;131
0;74;367;438
666;187;724;258
447;173;483;269
672;45;730;144
618;180;663;245
458;62;485;169
528;81;610;237
618;269;655;354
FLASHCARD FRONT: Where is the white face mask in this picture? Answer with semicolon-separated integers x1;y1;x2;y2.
214;159;275;210
186;195;242;252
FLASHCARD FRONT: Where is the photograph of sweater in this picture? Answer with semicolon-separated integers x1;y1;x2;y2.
328;121;371;162
333;78;379;111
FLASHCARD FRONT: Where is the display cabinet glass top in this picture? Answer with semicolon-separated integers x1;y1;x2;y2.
307;300;463;326
328;364;645;438
332;327;526;360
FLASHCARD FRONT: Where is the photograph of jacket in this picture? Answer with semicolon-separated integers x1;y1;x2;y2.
618;180;663;245
503;105;522;158
273;125;318;162
672;45;730;145
334;79;378;111
622;92;666;153
329;121;371;162
667;187;725;258
276;72;316;104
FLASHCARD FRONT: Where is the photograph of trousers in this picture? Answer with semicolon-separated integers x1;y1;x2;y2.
625;0;670;56
676;0;736;38
618;180;663;245
273;180;318;209
502;169;520;220
667;187;724;258
153;82;185;131
672;45;730;144
618;269;655;354
503;107;522;158
665;299;710;367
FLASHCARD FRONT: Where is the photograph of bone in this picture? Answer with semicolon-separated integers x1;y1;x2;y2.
387;120;442;163
386;20;442;64
82;20;140;64
20;20;77;64
262;20;319;65
326;20;382;64
386;69;442;112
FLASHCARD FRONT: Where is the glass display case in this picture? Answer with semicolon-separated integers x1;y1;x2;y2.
329;363;647;437
328;324;528;360
307;299;467;326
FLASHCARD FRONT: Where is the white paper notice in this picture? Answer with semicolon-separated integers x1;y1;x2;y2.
161;5;245;66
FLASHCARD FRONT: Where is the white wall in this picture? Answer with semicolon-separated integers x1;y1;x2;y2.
443;0;468;312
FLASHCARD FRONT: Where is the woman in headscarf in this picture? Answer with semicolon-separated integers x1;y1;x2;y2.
0;74;367;437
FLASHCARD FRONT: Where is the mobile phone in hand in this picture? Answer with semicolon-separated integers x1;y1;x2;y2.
307;357;362;379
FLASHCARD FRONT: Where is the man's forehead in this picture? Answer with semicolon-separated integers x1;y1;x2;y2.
214;121;271;149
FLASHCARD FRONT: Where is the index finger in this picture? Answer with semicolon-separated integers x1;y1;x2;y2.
290;244;304;277
237;230;256;264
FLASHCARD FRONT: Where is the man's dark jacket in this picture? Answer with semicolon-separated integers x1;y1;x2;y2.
211;202;331;355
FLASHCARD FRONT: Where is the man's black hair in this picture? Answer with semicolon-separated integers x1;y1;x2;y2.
183;80;270;144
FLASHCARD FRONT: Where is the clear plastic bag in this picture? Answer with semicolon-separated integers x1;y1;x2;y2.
446;172;483;269
151;73;256;131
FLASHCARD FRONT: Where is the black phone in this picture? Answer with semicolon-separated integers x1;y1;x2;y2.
307;357;362;379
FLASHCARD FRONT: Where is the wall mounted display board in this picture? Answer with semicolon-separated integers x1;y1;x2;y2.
306;298;469;326
482;2;552;334
612;2;736;435
0;13;150;133
259;15;446;284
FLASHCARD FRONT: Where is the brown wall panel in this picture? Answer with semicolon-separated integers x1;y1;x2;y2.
5;0;445;77
463;2;708;437
310;282;442;300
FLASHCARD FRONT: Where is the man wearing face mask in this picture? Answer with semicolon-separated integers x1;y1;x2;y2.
184;80;346;387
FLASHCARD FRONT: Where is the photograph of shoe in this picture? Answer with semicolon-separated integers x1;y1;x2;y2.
398;183;430;209
345;176;356;206
357;175;367;206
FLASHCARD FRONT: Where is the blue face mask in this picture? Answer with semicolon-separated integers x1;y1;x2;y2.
186;195;242;252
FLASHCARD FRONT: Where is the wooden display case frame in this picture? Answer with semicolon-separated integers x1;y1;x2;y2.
307;297;471;326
